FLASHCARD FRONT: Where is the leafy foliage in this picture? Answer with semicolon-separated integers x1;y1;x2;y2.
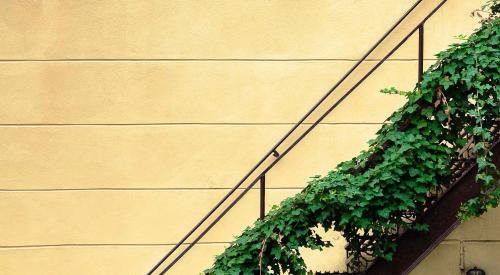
204;5;499;275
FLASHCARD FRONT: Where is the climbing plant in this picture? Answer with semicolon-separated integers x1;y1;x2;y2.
204;3;499;274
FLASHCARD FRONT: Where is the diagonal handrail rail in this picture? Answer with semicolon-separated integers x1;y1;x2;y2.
148;0;449;273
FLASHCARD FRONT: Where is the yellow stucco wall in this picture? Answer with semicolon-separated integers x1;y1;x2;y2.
412;207;500;275
0;0;497;274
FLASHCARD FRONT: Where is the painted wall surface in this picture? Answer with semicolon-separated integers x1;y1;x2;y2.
0;0;496;274
411;207;500;275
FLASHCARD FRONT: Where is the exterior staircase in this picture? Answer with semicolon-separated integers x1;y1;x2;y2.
149;1;497;274
365;138;500;274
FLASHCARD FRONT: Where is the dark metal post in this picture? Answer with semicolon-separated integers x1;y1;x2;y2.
418;24;424;82
260;175;265;219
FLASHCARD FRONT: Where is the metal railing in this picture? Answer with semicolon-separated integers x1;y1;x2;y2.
148;0;449;273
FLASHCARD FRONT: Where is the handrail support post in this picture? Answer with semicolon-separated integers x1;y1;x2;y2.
418;24;424;82
260;175;266;219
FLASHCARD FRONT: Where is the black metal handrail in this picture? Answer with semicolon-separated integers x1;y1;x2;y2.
148;0;449;273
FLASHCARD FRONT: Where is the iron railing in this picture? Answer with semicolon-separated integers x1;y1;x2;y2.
148;0;450;273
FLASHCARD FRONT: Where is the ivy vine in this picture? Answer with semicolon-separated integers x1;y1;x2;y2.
204;3;499;274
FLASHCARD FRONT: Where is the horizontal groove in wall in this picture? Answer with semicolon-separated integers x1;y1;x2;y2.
0;187;304;192
0;122;387;127
4;240;500;250
443;239;500;244
0;58;438;63
0;242;230;249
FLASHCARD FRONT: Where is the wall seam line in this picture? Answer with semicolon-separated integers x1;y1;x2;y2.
0;122;388;127
0;243;231;249
0;187;305;192
0;58;438;63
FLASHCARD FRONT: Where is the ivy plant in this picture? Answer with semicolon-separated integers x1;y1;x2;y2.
204;3;499;274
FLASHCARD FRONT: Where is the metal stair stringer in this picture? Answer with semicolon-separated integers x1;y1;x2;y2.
364;140;500;275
